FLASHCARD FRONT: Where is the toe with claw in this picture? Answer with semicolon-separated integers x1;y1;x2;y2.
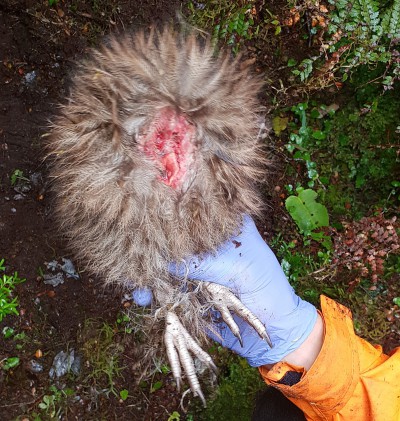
203;282;273;348
164;311;217;406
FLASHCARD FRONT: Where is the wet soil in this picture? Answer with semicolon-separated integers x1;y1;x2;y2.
0;2;186;420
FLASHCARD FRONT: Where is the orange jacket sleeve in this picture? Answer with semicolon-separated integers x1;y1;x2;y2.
259;295;400;421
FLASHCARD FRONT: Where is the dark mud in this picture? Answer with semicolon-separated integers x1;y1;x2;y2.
0;2;187;420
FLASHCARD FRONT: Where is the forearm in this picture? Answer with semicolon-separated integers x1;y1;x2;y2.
263;313;324;371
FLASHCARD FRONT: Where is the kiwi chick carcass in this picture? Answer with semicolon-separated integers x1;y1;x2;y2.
48;27;271;403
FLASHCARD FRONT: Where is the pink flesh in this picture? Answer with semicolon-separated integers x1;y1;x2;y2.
138;108;196;189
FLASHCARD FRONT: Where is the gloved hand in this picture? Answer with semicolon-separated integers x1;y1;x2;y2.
169;215;317;367
132;287;153;307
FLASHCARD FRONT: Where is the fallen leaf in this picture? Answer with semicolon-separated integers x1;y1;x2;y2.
272;116;289;136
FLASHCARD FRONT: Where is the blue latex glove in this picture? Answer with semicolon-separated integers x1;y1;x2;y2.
169;215;317;367
132;287;153;307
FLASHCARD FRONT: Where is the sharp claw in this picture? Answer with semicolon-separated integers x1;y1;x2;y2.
209;359;218;375
164;311;215;405
215;303;244;346
238;332;244;348
203;282;273;348
195;387;207;408
165;317;183;389
262;331;273;348
175;377;181;392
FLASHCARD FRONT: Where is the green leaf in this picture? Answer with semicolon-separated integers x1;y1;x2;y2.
150;381;163;393
3;356;20;370
168;412;181;421
285;189;329;234
272;116;289;136
312;130;326;140
287;58;297;67
119;389;129;400
160;364;170;374
393;297;400;306
2;326;14;338
310;108;321;119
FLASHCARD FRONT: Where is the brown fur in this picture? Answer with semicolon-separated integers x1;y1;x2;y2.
47;27;266;336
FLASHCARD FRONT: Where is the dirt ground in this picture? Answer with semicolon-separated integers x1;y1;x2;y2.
0;2;193;420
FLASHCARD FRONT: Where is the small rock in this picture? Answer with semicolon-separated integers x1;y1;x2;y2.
60;258;80;280
43;272;64;287
24;71;37;85
29;172;43;187
49;350;81;379
13;183;31;194
26;359;44;374
46;258;80;280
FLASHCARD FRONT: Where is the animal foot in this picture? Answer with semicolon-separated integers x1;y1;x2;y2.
203;282;272;347
164;311;217;407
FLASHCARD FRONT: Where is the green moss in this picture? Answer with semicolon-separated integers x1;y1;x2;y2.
194;356;265;421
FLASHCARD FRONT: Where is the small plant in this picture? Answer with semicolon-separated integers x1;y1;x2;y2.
332;215;399;285
1;356;20;371
3;326;15;338
194;357;265;421
281;91;399;221
292;58;314;82
168;411;181;421
38;386;74;419
116;313;133;334
82;321;125;396
119;389;129;401
326;0;400;88
187;1;259;53
285;188;329;235
0;259;26;322
10;169;29;187
278;1;400;89
285;101;335;188
150;380;163;393
270;235;331;285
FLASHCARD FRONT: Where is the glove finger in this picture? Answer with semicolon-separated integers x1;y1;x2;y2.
132;287;153;306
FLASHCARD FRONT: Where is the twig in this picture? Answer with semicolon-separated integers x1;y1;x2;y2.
0;399;37;408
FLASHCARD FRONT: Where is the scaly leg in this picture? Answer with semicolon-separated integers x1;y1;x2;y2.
164;311;217;406
164;282;271;406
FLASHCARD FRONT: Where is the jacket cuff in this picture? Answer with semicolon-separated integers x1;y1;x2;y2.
259;295;360;418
